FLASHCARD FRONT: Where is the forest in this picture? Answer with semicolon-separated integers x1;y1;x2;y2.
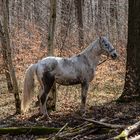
0;0;140;140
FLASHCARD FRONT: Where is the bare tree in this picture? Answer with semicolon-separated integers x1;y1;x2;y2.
118;0;140;102
0;0;21;114
0;0;13;92
47;0;57;111
98;0;103;32
110;0;120;40
74;0;84;48
59;0;72;51
0;22;13;92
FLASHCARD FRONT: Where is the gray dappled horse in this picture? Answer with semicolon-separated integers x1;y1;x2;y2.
22;36;118;119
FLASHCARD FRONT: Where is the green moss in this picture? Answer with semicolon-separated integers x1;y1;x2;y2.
0;127;60;135
114;131;127;140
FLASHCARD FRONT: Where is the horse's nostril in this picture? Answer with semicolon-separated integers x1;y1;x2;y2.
111;53;117;59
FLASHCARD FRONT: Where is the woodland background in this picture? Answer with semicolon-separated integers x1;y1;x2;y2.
1;0;140;140
0;0;127;95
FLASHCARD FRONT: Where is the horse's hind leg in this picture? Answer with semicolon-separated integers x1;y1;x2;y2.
80;81;89;114
39;72;55;119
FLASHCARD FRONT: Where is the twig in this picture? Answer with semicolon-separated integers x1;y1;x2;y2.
55;123;68;136
57;123;95;139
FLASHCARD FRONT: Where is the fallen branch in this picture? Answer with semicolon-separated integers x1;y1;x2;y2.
56;123;95;139
114;121;140;140
55;123;68;136
83;118;126;129
55;118;116;139
0;127;60;135
129;135;140;140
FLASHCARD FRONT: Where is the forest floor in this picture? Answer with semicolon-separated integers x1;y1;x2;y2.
1;45;140;139
0;91;140;140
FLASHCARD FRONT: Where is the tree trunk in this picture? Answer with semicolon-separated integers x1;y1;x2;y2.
98;0;103;33
1;0;21;114
60;0;71;51
0;25;13;92
74;0;84;48
47;0;57;111
0;3;13;93
118;0;140;102
110;0;118;40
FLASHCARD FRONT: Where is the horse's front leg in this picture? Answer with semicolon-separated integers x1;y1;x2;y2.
80;81;89;115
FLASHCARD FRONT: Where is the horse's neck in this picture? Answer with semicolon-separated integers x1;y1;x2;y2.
82;40;102;68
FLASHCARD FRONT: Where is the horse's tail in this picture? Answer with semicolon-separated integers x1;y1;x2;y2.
21;64;37;113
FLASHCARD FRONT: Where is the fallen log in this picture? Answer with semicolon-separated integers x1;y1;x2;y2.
0;127;60;135
114;121;140;140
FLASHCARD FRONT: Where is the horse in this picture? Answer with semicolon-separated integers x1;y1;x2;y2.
21;36;118;119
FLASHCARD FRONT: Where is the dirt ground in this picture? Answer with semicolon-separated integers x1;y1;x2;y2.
0;89;140;140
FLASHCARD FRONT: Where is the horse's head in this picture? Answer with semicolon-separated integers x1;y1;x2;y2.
99;36;118;59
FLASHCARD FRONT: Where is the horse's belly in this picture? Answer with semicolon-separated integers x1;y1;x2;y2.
55;73;81;85
56;78;80;85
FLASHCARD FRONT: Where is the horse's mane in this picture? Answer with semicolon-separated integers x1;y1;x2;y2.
80;39;99;55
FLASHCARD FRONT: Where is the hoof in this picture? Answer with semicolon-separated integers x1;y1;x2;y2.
43;114;52;122
81;112;87;117
28;112;41;121
36;114;52;122
77;108;87;117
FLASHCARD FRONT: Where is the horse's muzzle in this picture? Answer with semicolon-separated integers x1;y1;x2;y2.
111;53;118;59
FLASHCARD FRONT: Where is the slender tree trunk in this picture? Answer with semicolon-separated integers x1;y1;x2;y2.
105;0;110;37
110;0;118;41
47;0;56;55
118;0;140;102
94;0;98;33
74;0;84;48
0;23;13;92
1;0;21;113
47;0;57;111
0;0;13;92
98;0;103;33
60;0;70;51
90;0;93;23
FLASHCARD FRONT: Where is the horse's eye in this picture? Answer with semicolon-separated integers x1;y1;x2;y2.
105;44;108;46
